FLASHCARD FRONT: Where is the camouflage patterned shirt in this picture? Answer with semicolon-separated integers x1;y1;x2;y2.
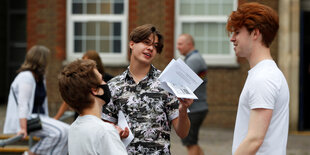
102;65;180;155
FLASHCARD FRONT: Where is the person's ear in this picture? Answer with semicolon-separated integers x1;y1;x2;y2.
91;87;99;95
129;41;135;49
252;28;260;40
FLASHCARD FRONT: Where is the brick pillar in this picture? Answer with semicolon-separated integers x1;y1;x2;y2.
27;0;66;114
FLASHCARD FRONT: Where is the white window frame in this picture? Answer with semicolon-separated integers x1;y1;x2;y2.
175;0;238;67
66;0;129;66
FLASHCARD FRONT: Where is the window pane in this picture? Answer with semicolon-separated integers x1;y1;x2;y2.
100;40;110;53
87;3;97;14
86;22;96;36
182;22;231;55
101;2;111;14
207;23;218;38
9;47;26;63
223;3;233;15
220;24;227;38
182;24;192;33
73;21;122;53
180;0;233;16
114;3;124;14
180;3;191;15
194;23;204;37
195;40;206;54
208;41;218;54
222;40;230;54
74;22;82;35
113;22;121;36
10;14;26;42
113;40;121;53
10;0;26;10
74;40;82;53
72;3;82;14
207;3;219;15
86;40;96;51
100;22;110;36
72;0;124;15
194;4;204;15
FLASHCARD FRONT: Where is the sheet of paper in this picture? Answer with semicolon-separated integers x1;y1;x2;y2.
159;81;174;95
117;111;134;147
158;58;203;99
176;58;203;91
166;82;198;99
159;59;176;79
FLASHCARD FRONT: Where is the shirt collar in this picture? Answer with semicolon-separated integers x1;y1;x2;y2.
122;65;157;82
185;49;198;60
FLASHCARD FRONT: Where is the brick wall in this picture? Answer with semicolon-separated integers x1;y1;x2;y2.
27;0;66;115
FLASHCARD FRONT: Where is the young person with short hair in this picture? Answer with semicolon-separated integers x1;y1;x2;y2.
227;2;290;155
58;59;127;155
102;24;193;154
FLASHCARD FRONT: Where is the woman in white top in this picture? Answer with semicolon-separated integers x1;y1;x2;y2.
3;45;69;155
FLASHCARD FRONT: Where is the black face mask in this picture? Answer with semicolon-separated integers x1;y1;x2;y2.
94;84;111;104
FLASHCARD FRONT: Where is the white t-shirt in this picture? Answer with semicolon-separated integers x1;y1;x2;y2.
69;115;127;155
232;60;289;155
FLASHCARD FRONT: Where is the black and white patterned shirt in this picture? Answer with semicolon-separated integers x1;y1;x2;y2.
102;65;180;155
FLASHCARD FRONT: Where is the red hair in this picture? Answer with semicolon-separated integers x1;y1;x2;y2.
226;2;279;47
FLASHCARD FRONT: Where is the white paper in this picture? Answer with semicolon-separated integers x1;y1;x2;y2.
158;58;203;99
117;111;134;147
166;82;198;99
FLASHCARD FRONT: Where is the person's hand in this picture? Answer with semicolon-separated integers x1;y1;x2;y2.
120;127;129;139
177;98;193;112
17;129;27;139
53;116;59;120
113;125;129;139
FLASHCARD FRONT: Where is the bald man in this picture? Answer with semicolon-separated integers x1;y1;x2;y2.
177;34;208;155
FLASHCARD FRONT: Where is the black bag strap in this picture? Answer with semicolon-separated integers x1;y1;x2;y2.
11;87;18;106
11;87;40;118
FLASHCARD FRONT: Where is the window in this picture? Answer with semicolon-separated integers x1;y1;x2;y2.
175;0;237;67
67;0;128;66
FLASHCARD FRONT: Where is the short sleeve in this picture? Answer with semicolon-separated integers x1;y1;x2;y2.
248;77;279;110
165;93;180;121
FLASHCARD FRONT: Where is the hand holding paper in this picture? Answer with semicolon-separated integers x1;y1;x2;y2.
117;111;134;147
158;58;203;99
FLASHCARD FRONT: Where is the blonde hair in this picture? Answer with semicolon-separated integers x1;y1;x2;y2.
18;45;50;80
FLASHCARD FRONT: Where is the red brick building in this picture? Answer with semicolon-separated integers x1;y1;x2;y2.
0;0;307;131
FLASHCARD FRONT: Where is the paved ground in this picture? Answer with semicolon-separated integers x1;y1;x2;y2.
1;103;310;155
171;127;310;155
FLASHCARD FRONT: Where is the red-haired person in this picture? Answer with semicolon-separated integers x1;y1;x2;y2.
226;2;289;155
58;59;127;154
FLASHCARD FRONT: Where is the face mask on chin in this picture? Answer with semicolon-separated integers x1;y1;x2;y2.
93;84;111;105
